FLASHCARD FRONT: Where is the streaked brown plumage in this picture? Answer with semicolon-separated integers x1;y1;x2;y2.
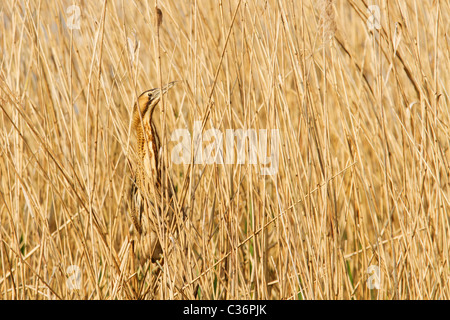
129;81;177;263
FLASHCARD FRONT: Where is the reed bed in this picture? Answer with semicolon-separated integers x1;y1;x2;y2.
0;0;449;299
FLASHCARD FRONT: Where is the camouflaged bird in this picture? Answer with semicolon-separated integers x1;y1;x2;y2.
129;81;178;263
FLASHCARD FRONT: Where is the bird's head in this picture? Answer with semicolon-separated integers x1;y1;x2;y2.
136;81;177;117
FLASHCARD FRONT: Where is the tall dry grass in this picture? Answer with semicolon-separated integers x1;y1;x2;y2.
0;0;449;299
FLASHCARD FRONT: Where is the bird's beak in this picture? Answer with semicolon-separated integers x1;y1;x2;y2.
154;81;177;99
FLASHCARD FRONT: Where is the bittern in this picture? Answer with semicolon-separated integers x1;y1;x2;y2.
129;81;178;263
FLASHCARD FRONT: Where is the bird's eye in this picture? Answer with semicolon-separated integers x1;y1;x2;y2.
147;93;152;98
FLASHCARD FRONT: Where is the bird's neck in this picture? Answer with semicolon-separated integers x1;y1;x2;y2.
133;104;162;191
